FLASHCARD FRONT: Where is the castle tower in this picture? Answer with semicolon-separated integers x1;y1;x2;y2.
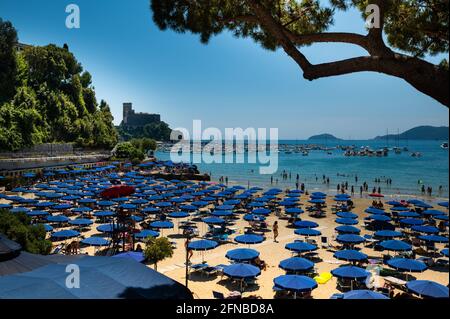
123;103;133;125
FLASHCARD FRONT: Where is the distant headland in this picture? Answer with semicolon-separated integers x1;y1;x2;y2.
373;126;449;140
308;133;342;141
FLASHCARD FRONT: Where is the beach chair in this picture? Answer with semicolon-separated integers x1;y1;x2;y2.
320;236;328;249
213;291;225;299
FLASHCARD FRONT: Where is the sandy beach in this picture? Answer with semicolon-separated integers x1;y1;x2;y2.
2;188;447;299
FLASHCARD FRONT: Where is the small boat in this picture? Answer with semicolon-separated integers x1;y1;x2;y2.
441;142;449;149
411;152;422;158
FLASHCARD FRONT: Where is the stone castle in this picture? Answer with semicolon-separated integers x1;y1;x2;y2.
121;103;161;129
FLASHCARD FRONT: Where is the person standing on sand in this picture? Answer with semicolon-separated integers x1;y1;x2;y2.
273;221;279;243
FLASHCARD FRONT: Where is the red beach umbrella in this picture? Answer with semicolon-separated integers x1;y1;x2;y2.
369;193;384;198
100;185;135;199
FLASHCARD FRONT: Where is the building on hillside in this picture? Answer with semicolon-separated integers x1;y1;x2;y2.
121;103;161;129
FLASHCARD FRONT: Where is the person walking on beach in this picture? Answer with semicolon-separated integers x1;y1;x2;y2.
273;221;279;243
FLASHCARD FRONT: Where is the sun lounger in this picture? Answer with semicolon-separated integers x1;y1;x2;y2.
213;291;225;299
330;293;344;299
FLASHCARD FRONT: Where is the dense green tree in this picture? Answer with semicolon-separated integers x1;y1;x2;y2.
0;20;118;151
0;18;18;103
143;121;172;141
0;210;52;255
144;237;174;270
113;141;146;160
150;0;449;106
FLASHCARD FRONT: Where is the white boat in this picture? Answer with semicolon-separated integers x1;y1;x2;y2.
441;142;449;149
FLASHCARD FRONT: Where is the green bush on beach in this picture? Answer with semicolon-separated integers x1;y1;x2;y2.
143;236;174;271
0;209;52;255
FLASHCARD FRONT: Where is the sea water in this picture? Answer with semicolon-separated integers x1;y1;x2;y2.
155;140;449;198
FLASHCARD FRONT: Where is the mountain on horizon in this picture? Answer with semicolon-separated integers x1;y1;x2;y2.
373;126;449;140
308;133;342;141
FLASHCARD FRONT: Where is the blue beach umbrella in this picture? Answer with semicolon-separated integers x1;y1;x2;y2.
155;202;172;208
418;235;448;243
97;200;116;207
336;234;365;245
51;230;80;239
398;211;421;218
294;221;319;229
386;258;427;272
72;207;93;214
374;230;404;238
335;225;361;234
150;221;174;229
342;290;389;299
119;203;137;210
406;280;449;299
226;248;260;262
331;266;369;280
46;215;70;223
308;199;325;204
368;214;391;222
337;212;358;219
96;224;122;233
411;225;440;234
379;240;412;252
235;234;265;245
252;208;271;215
179;205;197;211
434;215;449;221
211;210;233;217
135;229;159;239
441;248;449;257
223;263;261;282
168;211;190;218
202;217;225;225
285;208;304;215
81;237;110;246
68;218;93;226
142;207;160;214
334;250;368;262
188;239;218;251
365;207;387;215
391;206;410;212
437;201;448;208
279;257;314;273
273;275;318;297
94;210;115;218
52;204;73;210
295;228;321;237
113;251;146;263
335;218;358;225
34;201;57;208
400;218;424;226
216;205;234;210
27;210;49;217
285;242;318;253
423;209;446;216
244;214;266;222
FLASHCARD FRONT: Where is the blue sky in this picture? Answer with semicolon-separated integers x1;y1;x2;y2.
1;0;448;139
